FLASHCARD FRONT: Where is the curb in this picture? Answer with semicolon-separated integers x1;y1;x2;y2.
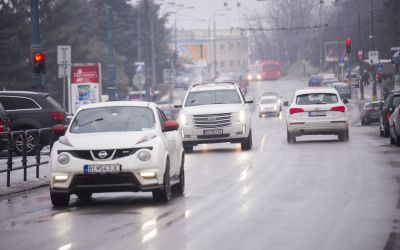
0;179;49;198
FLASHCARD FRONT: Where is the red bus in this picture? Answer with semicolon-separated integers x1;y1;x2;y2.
247;60;281;81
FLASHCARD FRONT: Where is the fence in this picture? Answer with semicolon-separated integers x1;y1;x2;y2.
0;128;58;187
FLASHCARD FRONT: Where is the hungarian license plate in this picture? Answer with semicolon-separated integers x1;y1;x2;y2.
203;129;223;136
309;111;326;117
84;164;121;174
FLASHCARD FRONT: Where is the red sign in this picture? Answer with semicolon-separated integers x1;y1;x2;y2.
71;64;99;84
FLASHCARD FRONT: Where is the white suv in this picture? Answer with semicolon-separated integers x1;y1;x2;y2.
284;88;349;143
177;83;253;151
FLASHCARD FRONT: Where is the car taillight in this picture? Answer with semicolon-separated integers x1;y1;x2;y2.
330;106;346;112
50;112;65;121
386;113;391;121
289;107;304;115
368;108;375;112
0;120;5;132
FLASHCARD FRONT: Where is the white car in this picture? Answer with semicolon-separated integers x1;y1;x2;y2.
177;82;253;151
259;96;281;117
49;101;185;207
284;88;349;143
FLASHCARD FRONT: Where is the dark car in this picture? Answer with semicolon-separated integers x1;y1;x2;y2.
0;91;66;154
174;76;189;90
308;75;322;87
361;101;383;125
214;72;249;94
389;105;400;146
379;90;400;137
0;103;11;151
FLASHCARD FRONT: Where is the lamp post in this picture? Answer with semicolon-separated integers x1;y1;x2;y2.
107;0;116;101
319;0;324;71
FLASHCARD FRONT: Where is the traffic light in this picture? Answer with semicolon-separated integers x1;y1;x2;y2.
345;38;351;54
32;52;46;74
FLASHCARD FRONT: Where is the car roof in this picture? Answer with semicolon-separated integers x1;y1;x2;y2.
189;82;237;92
77;101;156;111
260;96;278;100
0;91;49;97
295;88;339;95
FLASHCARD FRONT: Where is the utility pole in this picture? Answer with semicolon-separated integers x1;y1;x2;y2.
143;0;151;101
213;14;217;77
319;0;324;71
150;16;157;89
137;6;142;61
356;0;364;100
370;0;377;101
107;0;117;101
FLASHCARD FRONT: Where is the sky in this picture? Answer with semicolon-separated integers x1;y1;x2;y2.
157;0;264;30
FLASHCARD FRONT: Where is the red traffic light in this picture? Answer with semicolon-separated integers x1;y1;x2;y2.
34;52;44;63
345;39;351;46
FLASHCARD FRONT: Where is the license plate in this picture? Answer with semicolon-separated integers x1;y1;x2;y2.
203;129;223;135
84;164;121;174
309;111;326;117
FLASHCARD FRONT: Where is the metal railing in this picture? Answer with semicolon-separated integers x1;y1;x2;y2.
0;128;58;187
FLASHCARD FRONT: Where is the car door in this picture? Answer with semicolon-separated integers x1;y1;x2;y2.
157;108;179;175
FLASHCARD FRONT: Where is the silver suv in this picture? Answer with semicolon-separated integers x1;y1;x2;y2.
177;82;253;152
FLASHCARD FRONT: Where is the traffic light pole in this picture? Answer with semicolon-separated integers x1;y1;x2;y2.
30;0;43;90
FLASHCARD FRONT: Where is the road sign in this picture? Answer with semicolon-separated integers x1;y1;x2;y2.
163;68;175;84
376;64;384;72
391;47;400;65
57;45;71;65
368;50;379;64
133;73;145;89
357;50;363;61
135;62;145;74
339;57;345;67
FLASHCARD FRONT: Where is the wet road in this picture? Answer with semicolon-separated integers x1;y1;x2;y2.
1;77;400;250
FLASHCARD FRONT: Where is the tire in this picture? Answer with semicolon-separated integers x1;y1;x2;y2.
394;127;400;147
183;146;193;152
50;191;70;207
173;154;185;195
338;129;349;142
287;130;295;144
14;133;37;156
241;130;252;150
152;163;171;202
384;127;390;137
390;132;395;145
361;117;366;126
259;113;262;118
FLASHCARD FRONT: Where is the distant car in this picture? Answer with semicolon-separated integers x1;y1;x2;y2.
0;103;10;151
333;82;351;99
361;101;383;125
214;72;249;94
49;101;185;207
262;91;281;99
389;105;400;146
308;75;322;87
284;88;349;143
379;90;400;137
259;96;281;117
345;72;360;88
155;94;180;120
174;76;189;90
321;78;339;88
127;91;145;101
0;91;66;155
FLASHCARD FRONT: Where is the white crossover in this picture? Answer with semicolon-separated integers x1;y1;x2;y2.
258;96;281;117
49;101;185;207
177;82;253;151
285;88;349;143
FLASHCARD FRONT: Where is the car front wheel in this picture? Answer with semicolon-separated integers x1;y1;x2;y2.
241;130;252;150
153;163;171;202
172;154;185;195
50;191;70;207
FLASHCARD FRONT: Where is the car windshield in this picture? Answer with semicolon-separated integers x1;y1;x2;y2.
262;92;279;97
70;106;155;133
296;93;338;105
260;98;278;104
185;90;241;106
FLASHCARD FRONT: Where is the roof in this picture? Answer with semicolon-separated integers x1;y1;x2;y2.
0;91;49;97
295;88;339;95
77;101;155;111
189;82;237;92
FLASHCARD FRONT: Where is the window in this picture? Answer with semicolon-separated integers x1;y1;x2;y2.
185;90;241;107
296;93;338;105
14;97;40;110
0;96;17;110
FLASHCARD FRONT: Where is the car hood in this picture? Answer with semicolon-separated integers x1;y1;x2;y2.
182;104;244;115
64;131;155;149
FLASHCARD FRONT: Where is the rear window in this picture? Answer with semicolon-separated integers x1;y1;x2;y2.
296;93;338;105
260;98;278;104
45;96;62;110
393;95;400;107
0;96;17;110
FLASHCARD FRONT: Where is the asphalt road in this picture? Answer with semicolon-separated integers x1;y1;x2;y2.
1;77;400;250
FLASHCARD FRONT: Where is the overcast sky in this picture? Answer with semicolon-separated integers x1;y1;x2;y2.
159;0;263;30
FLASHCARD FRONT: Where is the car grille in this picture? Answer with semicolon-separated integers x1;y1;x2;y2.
70;173;139;187
58;147;152;161
192;113;233;128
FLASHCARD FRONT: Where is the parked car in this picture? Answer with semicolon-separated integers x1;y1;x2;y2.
333;82;351;99
344;72;360;88
258;96;281;117
214;72;249;94
361;101;383;125
0;91;66;154
379;90;400;137
49;101;185;207
176;82;253;151
389;105;400;146
0;103;11;151
174;76;190;90
284;88;349;143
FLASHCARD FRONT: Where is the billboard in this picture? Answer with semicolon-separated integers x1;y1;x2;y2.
325;41;348;62
177;44;208;65
70;63;101;113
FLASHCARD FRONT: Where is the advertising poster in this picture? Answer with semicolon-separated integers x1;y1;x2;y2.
70;63;101;113
177;44;208;65
325;41;348;62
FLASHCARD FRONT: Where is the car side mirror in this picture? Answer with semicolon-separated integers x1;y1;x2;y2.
163;120;179;132
52;124;65;136
245;96;254;104
283;101;289;106
342;98;349;104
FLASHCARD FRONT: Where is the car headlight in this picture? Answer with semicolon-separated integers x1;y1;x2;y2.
257;74;261;80
179;113;188;126
57;153;70;165
238;110;246;122
247;75;252;80
274;106;278;110
137;150;151;162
